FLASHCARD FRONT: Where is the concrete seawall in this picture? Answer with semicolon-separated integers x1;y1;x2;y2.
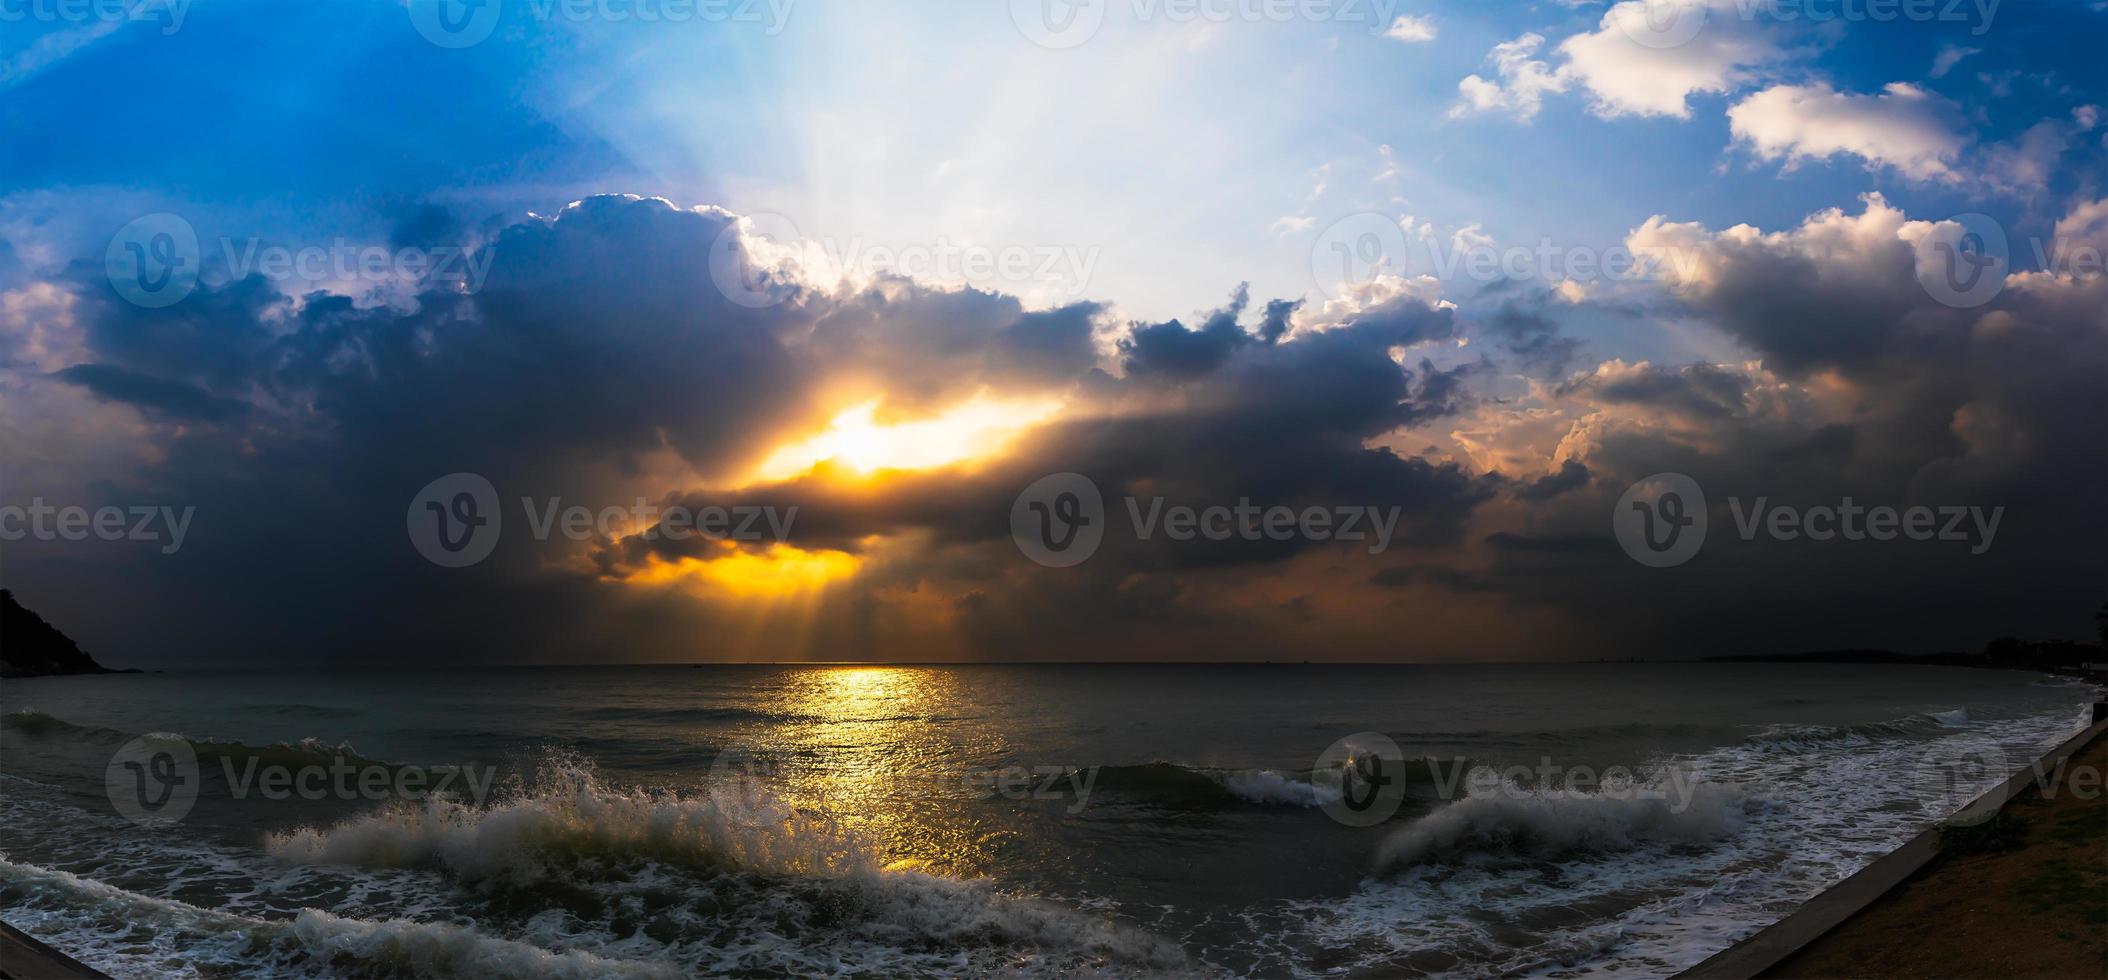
0;920;108;980
1677;705;2108;980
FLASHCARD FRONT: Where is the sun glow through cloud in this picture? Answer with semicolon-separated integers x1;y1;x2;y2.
752;394;1063;483
621;545;862;599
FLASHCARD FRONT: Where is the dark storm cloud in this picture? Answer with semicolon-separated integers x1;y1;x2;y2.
1476;296;1584;377
52;364;251;421
1459;199;2108;656
12;195;1492;663
1118;283;1262;378
1513;459;1590;502
614;285;1488;574
1557;362;1749;419
12;192;2101;664
805;276;1103;413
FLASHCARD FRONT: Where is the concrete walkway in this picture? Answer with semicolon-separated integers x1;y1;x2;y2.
1678;707;2108;980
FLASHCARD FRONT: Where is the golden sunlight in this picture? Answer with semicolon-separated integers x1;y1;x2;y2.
622;544;861;598
752;394;1061;482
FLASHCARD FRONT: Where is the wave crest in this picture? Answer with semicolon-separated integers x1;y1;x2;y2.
266;753;864;884
1375;783;1750;869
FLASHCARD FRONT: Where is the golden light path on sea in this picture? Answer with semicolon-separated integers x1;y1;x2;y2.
748;666;1013;877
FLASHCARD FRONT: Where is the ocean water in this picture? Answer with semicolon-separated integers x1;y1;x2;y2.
0;663;2095;978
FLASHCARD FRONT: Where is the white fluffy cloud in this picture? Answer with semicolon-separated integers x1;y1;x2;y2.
1449;33;1570;120
1452;0;1792;121
1561;0;1790;118
1383;14;1437;43
1727;82;1967;181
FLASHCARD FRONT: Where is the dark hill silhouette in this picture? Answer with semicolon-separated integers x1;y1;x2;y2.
1;590;131;677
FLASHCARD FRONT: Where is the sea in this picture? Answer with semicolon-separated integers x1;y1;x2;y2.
0;663;2097;978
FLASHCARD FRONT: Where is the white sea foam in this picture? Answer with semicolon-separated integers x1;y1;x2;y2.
258;753;1188;975
0;858;678;980
1266;703;2092;979
1218;769;1342;807
1374;783;1750;869
265;753;867;884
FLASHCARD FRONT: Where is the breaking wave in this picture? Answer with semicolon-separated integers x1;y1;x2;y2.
264;753;866;883
4;708;126;742
0;859;679;980
257;753;1187;975
1218;768;1343;807
5;708;392;771
1081;758;1464;810
1374;783;1752;869
1742;708;1982;753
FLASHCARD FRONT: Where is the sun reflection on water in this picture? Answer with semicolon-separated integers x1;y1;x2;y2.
738;666;1015;878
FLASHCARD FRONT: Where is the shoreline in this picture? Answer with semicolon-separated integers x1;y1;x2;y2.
1680;705;2108;979
0;920;106;980
8;687;2099;977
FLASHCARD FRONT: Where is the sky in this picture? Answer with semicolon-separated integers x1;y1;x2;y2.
0;0;2103;665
